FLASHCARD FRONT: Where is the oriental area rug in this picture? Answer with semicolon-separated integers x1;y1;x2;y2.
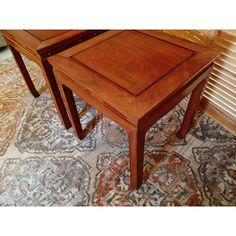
0;56;235;206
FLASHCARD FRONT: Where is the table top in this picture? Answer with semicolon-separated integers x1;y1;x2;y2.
1;30;105;57
74;31;195;96
49;30;219;122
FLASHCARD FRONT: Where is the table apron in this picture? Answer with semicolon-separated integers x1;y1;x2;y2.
3;36;40;63
55;69;138;132
54;64;212;134
139;65;213;132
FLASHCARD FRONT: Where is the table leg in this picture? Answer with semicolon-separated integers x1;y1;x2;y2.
40;60;71;129
58;83;84;140
128;129;146;190
177;79;207;139
9;45;40;98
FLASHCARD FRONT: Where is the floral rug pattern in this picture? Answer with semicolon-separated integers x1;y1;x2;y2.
15;93;98;154
191;116;236;143
193;145;236;206
0;156;90;206
101;106;186;149
0;99;25;156
0;57;45;98
93;151;202;206
0;55;236;206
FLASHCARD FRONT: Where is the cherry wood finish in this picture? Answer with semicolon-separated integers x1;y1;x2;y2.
49;30;220;189
9;45;40;98
177;79;208;139
128;129;146;188
59;83;84;139
1;30;106;128
73;31;194;95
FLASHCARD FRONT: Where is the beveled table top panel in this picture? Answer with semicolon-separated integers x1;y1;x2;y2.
73;31;194;95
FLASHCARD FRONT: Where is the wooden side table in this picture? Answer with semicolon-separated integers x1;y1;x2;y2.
1;30;105;128
48;30;219;189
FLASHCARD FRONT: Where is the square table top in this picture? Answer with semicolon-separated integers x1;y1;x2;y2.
49;30;219;122
1;30;105;57
73;31;195;96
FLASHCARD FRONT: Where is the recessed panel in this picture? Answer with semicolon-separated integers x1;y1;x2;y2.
73;31;195;95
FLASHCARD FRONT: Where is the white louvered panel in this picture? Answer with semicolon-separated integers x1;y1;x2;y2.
215;36;236;52
204;86;236;109
203;91;236;118
215;57;236;74
162;30;210;46
162;30;236;127
215;44;236;58
207;79;236;102
212;65;236;87
209;75;236;97
220;53;236;66
204;30;236;122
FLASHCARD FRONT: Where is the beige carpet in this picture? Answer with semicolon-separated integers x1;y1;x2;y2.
0;56;235;206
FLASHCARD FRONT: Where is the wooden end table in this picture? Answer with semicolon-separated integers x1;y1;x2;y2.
1;30;105;128
48;30;219;189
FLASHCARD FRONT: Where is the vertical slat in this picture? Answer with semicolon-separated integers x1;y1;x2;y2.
204;30;236;123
